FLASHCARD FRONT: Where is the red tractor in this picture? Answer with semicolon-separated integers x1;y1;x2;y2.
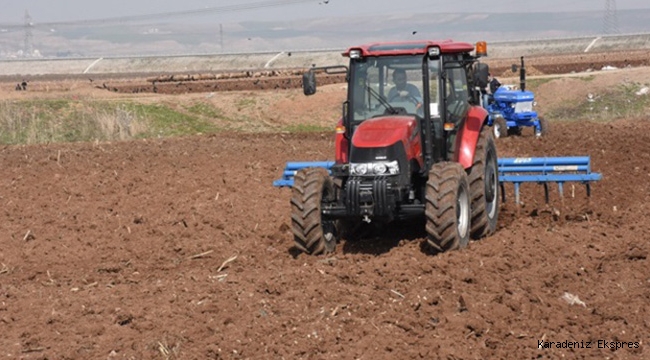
292;40;498;255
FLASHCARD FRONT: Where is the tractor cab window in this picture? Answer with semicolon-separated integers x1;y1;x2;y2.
349;56;424;123
443;60;469;123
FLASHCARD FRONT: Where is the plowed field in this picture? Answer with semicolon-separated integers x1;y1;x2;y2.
1;50;650;359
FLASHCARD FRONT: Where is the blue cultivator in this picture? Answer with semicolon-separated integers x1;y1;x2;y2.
497;156;602;204
274;157;602;205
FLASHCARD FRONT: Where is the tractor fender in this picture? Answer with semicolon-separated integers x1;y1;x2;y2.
456;106;489;169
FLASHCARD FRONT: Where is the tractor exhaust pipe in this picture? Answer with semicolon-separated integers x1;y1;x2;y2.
519;56;526;92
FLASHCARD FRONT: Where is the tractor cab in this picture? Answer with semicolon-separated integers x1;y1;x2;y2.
304;41;487;172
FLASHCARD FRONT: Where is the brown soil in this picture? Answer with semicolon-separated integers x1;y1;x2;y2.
1;51;650;359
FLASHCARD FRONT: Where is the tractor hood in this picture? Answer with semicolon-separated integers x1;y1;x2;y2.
351;116;418;148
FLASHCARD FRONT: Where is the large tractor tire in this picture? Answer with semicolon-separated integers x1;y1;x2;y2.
425;162;471;252
535;116;549;137
290;167;338;255
493;117;508;139
467;126;499;239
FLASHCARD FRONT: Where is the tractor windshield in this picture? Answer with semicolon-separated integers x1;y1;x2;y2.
349;55;425;122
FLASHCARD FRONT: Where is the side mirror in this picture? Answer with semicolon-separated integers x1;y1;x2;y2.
302;70;316;96
511;64;518;73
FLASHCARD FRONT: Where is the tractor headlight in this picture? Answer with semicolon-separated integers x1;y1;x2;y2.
352;163;368;175
372;163;387;175
350;161;400;176
385;161;399;174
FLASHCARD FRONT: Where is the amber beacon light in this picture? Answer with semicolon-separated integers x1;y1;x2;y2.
475;41;487;57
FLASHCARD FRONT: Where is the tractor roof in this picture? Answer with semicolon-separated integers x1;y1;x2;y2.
342;40;475;58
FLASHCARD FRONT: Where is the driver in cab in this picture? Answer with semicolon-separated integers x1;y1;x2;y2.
387;68;422;111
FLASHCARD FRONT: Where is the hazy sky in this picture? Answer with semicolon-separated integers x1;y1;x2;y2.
1;0;649;25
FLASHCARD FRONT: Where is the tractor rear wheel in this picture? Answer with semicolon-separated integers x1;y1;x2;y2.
535;116;549;137
493;117;508;138
425;162;471;252
467;126;499;239
290;167;337;255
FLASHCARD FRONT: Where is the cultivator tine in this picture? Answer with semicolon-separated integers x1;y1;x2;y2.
514;183;521;205
543;182;549;203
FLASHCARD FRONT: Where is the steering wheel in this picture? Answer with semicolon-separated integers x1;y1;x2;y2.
388;92;420;105
388;92;423;116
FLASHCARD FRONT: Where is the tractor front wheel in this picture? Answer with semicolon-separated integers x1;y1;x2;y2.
535;116;549;137
425;162;471;252
290;167;338;255
493;117;508;139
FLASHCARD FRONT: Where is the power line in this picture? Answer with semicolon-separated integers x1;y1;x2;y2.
1;0;318;29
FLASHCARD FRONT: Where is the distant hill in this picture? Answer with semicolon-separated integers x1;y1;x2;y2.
1;9;649;58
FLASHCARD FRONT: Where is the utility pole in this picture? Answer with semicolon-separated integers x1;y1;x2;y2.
603;0;620;35
220;23;224;52
23;10;34;57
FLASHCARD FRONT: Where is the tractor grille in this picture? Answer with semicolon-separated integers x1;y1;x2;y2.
372;178;390;216
345;178;361;214
345;177;392;217
514;101;533;113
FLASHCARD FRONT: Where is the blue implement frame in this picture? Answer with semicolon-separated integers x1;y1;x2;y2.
272;161;335;188
273;157;602;205
497;156;602;204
